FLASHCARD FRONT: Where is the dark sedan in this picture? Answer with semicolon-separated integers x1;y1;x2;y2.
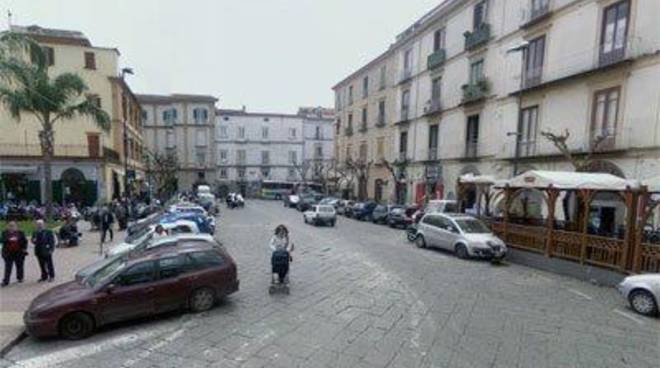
25;242;239;340
353;201;378;221
387;205;418;228
371;205;404;224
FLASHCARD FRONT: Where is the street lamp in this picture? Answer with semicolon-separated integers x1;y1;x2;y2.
507;42;529;177
121;67;134;221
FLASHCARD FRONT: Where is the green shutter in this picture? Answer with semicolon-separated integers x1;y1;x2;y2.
83;180;98;206
27;181;41;203
52;180;62;204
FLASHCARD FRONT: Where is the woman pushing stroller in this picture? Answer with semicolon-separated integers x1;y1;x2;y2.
269;225;294;287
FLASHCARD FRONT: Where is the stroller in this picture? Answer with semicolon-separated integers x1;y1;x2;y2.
269;249;290;294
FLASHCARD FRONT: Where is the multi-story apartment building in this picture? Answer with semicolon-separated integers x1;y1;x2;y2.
334;0;660;205
0;25;144;205
138;94;218;193
299;107;336;181
333;51;399;201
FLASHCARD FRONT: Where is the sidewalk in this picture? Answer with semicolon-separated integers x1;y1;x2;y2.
0;222;126;352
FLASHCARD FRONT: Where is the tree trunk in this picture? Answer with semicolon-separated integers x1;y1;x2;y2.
39;128;55;220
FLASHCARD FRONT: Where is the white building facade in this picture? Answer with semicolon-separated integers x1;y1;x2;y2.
299;107;336;181
334;0;660;205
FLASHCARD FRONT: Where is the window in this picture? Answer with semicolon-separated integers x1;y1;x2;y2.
196;150;206;166
238;126;246;139
314;145;323;159
428;125;439;152
219;150;228;163
592;87;620;145
403;49;413;74
84;52;96;69
361;107;368;127
346;144;352;160
189;251;224;269
219;126;228;139
401;90;410;119
348;86;354;105
289;128;297;138
348;113;353;129
43;46;55;66
336;118;341;134
262;126;269;139
520;106;539;157
600;0;629;65
524;36;545;88
466;115;480;158
261;150;270;164
376;137;385;159
163;108;177;125
288;168;296;178
195;130;207;147
433;28;446;51
141;109;148;123
288;151;297;164
399;131;408;156
336;91;342;110
469;60;484;84
237;149;246;164
379;66;387;89
363;76;369;98
193;108;209;124
116;261;155;286
237;168;246;178
158;256;186;279
359;143;368;161
261;167;270;178
219;168;228;178
431;77;442;102
473;0;488;28
378;100;386;125
315;126;321;139
166;130;175;148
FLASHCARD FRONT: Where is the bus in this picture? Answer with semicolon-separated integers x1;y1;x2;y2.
261;181;295;200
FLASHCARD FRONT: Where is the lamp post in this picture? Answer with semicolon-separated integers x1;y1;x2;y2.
507;42;529;177
121;67;134;221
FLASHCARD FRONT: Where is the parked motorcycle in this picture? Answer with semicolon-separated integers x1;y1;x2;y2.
406;224;418;242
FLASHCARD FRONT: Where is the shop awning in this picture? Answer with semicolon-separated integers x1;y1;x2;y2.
0;165;38;175
498;170;639;191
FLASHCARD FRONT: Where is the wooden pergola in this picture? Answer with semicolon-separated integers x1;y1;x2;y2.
458;171;660;273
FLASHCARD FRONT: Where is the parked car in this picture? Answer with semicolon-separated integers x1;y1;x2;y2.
319;197;340;208
388;205;418;228
283;194;300;208
371;205;403;224
618;274;659;317
25;241;239;340
426;200;458;214
303;205;337;226
336;200;354;216
296;194;319;212
353;201;378;221
105;220;201;258
160;213;214;235
415;213;506;260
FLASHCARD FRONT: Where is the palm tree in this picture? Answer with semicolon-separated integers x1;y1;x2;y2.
0;32;110;217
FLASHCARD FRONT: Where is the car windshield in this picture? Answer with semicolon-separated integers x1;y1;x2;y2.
125;225;152;244
391;208;405;215
454;219;490;234
319;206;334;213
444;203;458;212
85;257;127;287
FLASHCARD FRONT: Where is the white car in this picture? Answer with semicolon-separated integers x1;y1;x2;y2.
303;205;337;226
415;213;506;260
618;274;660;317
106;220;200;257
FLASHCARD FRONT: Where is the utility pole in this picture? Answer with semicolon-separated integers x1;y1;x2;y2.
120;67;134;221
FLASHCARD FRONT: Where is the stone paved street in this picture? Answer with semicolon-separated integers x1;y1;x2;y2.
2;200;659;368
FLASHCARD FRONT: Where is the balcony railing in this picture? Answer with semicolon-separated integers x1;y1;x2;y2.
424;99;442;115
398;151;407;161
397;107;410;124
427;49;447;70
358;123;368;133
521;1;551;28
344;126;354;136
399;69;413;84
464;23;491;51
427;148;438;161
236;159;247;166
375;115;386;127
465;141;478;159
461;79;490;104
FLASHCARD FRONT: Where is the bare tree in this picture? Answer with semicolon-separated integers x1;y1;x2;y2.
292;159;312;185
540;129;608;171
382;157;409;204
347;157;372;200
335;158;356;199
144;150;180;201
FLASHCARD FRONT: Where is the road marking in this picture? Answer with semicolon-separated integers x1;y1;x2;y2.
567;288;593;301
612;309;644;326
11;328;165;368
121;328;185;367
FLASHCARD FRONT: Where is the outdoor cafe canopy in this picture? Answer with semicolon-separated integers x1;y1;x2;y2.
495;170;640;191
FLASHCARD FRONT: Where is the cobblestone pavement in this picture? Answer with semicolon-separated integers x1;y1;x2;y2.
2;200;659;368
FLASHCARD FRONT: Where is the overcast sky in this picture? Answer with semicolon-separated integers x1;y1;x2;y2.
1;0;443;113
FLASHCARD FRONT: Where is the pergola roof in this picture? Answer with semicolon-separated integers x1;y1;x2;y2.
499;170;639;191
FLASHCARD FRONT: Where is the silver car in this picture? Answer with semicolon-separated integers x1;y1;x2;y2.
415;213;506;260
617;274;659;317
303;205;337;226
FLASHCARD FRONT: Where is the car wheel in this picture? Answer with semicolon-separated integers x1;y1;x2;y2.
455;244;469;259
330;221;336;227
189;287;216;313
629;289;658;316
415;235;426;248
59;312;95;340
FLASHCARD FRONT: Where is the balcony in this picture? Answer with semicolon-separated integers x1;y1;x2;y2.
427;148;438;161
375;115;386;128
423;99;442;116
464;23;491;51
344;126;354;136
461;79;490;104
521;2;551;29
396;108;410;124
427;49;447;70
399;69;413;84
358;123;368;133
398;151;407;162
235;159;247;166
465;141;478;159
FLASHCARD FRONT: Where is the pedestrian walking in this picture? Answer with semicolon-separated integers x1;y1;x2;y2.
31;219;56;282
1;221;28;287
100;206;115;243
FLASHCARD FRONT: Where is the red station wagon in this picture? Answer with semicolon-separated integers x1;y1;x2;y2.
24;241;239;339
